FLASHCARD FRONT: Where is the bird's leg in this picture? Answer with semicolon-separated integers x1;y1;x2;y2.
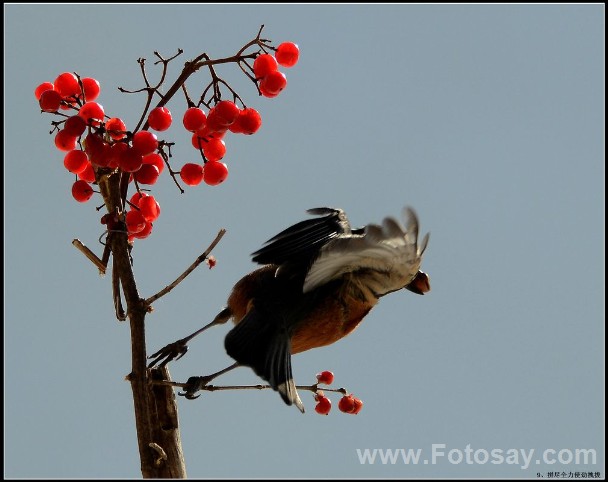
179;362;240;399
147;307;232;368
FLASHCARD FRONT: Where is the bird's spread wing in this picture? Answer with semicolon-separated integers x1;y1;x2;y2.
303;207;430;295
251;207;351;266
224;305;305;413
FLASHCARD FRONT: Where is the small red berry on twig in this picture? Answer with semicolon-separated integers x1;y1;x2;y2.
314;393;332;415
316;370;334;385
148;107;172;131
206;256;217;269
275;42;299;67
338;394;364;415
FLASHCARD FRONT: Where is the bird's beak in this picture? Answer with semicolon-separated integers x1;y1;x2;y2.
406;271;430;295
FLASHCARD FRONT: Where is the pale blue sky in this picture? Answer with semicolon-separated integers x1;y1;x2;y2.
4;3;605;479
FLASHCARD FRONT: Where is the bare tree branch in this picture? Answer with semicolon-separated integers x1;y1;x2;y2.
145;228;226;307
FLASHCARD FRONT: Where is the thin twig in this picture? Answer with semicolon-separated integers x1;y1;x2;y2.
72;239;107;275
144;229;226;306
151;379;348;396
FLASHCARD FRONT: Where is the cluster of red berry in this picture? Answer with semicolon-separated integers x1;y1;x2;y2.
35;72;171;241
253;41;299;98
313;371;364;415
34;42;299;243
180;101;260;187
181;42;299;186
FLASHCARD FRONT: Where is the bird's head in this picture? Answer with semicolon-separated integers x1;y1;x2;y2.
405;270;431;295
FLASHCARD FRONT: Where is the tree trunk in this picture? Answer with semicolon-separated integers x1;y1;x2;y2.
102;171;187;478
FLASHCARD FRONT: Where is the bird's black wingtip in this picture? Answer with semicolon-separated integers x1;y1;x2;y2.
305;207;343;216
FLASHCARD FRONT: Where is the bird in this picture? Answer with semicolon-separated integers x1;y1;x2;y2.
148;206;430;412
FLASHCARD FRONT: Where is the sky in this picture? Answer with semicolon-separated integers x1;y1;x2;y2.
4;3;605;479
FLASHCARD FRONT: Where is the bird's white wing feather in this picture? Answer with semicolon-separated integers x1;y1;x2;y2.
303;209;429;294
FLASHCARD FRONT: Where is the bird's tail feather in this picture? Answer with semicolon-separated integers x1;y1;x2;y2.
224;307;305;413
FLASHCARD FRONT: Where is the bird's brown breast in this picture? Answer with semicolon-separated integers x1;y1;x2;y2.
226;265;377;355
290;285;374;354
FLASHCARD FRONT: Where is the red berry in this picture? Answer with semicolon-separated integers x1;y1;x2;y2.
132;221;153;239
195;125;226;143
130;191;148;207
34;82;54;100
258;83;279;98
107;141;128;169
351;397;364;414
105;117;127;140
78;162;96;183
259;70;287;97
78;101;105;126
142;152;164;174
63;115;87;137
84;132;110;167
63;149;89;174
132;130;158;155
192;129;226;150
81;77;100;101
182;107;207;132
275;42;300;67
39;89;62;112
253;53;278;79
337;394;363;414
191;133;204;150
338;395;356;414
203;161;228;186
126;209;146;234
54;130;78;151
71;180;94;202
316;371;335;385
148;106;172;131
202;138;226;162
180;163;204;186
227;120;245;134
138;195;161;222
119;146;143;172
54;72;80;99
314;395;332;415
205;108;230;131
213;100;240;126
230;108;262;135
134;164;160;185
